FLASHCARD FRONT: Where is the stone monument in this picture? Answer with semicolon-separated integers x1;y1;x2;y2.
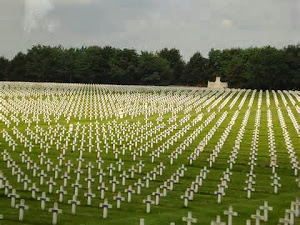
207;77;228;89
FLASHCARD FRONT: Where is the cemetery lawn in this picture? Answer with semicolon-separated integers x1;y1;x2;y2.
0;83;299;225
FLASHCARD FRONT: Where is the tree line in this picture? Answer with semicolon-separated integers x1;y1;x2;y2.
0;44;299;89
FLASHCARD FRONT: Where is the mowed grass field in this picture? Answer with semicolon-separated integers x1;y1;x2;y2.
0;83;299;225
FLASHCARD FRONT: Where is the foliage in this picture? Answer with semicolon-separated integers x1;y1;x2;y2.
136;51;172;86
182;52;211;86
157;48;185;84
0;44;300;89
0;56;9;80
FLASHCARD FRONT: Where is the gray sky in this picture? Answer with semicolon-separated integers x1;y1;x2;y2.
1;0;300;60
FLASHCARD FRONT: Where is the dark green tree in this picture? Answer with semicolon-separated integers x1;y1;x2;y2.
86;46;116;84
1;44;299;89
109;48;138;84
0;56;9;80
245;47;291;89
25;45;64;82
136;52;172;85
7;52;27;81
183;52;210;85
158;48;185;84
284;44;300;89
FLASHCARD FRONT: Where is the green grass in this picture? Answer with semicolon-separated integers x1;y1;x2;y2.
0;85;299;225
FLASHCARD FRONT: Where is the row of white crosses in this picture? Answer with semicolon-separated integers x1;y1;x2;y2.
289;90;300;103
227;109;251;170
278;90;300;137
176;90;260;224
283;90;297;106
12;118;166;160
139;205;239;225
2;135;176;221
11;98;206;171
284;90;300;120
139;163;189;213
217;89;239;112
136;97;229;215
186;111;225;165
1;84;298;223
0;88;234;223
207;90;230;112
246;197;300;225
161;103;226;205
196;90;222;112
4;83;212;125
266;107;282;194
194;90;216;113
273;91;299;178
0;169;63;225
209;91;256;203
229;89;247;110
209;205;238;225
177;112;216;166
210;111;240;203
162;91;253;225
247;201;273;225
3;115;210;185
0;100;225;223
4;99;224;222
146;89;232;165
212;107;252;204
1;82;204;122
179;112;230;206
266;91;278;172
279;197;300;225
182;90;254;206
285;105;300;137
208;110;239;168
167;90;246;212
8;90;220;160
141;90;236;170
9;88;300;214
139;205;238;225
5;111;176;163
291;91;300;114
4;141;117;218
238;89;251;110
244;91;261;199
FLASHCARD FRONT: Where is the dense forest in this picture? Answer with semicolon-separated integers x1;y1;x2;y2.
0;44;299;89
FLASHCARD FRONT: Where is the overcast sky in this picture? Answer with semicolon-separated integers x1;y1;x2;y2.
1;0;300;60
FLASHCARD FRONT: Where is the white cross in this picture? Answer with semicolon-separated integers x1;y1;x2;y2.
182;212;197;225
143;195;155;213
37;192;50;210
125;185;136;202
259;201;272;222
68;195;80;215
181;191;190;208
279;213;291;225
15;199;29;221
99;199;112;219
84;189;96;205
113;192;125;209
211;215;225;225
8;189;20;208
48;202;62;225
223;205;238;225
251;210;264;225
140;218;145;225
